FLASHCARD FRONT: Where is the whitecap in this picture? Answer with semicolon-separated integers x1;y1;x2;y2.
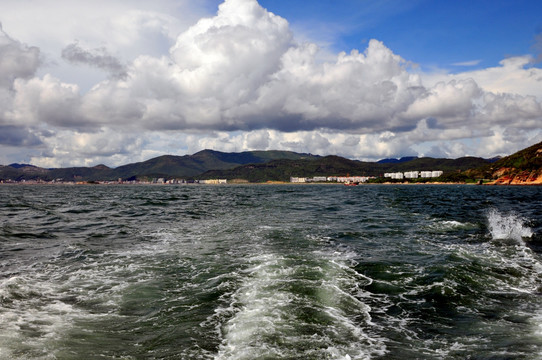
214;247;386;360
487;208;533;243
426;219;477;233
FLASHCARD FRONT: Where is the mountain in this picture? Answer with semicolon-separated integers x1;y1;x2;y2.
1;142;540;183
466;141;542;184
199;155;365;182
391;157;494;174
199;155;493;182
377;156;418;164
0;163;50;181
0;150;319;182
8;163;36;169
110;150;319;180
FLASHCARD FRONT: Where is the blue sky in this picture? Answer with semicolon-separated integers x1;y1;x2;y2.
256;0;542;71
0;0;541;167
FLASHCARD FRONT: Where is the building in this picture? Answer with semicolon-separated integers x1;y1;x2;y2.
420;171;443;178
384;172;404;180
404;171;419;179
337;176;371;183
199;179;227;184
385;170;443;179
311;176;328;182
420;171;432;178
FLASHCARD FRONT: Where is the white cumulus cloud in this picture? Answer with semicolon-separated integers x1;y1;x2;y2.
0;0;540;167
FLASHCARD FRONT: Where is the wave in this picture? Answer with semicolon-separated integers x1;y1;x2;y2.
487;208;533;244
426;219;477;233
0;275;82;359
215;247;384;360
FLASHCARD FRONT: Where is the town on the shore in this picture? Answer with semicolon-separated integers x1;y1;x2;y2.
1;169;445;185
291;170;443;183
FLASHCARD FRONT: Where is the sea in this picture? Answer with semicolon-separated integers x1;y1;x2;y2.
0;184;541;360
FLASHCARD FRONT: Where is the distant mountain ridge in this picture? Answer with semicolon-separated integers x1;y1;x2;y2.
198;155;493;182
0;142;540;183
0;150;319;182
377;156;418;164
8;163;37;169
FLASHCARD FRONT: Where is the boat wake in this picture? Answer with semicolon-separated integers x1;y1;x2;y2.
215;241;384;360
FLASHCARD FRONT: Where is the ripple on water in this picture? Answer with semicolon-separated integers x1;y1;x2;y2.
0;185;541;359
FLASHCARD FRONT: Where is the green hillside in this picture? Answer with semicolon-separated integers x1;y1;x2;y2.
198;155;492;182
466;140;542;181
0;150;320;181
199;156;364;182
110;150;320;180
1;142;540;183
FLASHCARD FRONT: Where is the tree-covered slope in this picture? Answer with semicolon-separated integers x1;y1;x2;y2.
0;150;321;181
466;141;542;184
198;155;493;182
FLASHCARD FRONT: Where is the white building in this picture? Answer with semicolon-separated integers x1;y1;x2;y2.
199;179;227;184
312;176;328;182
420;171;443;178
404;171;419;179
420;171;433;178
290;177;307;183
337;176;371;183
384;172;404;180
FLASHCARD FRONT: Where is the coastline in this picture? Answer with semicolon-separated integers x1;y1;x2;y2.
2;181;540;186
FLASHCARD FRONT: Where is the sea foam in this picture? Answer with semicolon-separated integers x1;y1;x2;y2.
216;246;384;360
487;209;533;243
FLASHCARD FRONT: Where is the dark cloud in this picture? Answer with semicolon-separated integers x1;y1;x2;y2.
0;26;40;87
61;42;127;79
0;0;540;167
425;117;443;129
0;125;42;146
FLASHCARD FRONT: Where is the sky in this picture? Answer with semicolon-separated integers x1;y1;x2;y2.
0;0;541;167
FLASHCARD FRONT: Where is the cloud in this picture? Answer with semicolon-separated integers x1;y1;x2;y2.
0;25;40;88
83;0;538;138
8;74;83;128
0;0;205;59
84;2;426;134
29;127;147;167
0;125;41;146
451;59;482;67
61;42;127;79
246;129;270;149
423;55;542;100
403;79;482;122
247;40;423;132
0;0;541;167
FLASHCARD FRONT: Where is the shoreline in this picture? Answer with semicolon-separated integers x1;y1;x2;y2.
1;181;541;186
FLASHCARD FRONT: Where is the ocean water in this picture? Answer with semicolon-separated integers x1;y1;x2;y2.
0;184;541;359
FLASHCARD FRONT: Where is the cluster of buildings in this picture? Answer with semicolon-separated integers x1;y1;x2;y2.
290;170;444;183
290;176;327;183
122;178;227;184
4;170;448;185
384;170;443;180
198;179;227;184
0;178;229;185
290;176;375;183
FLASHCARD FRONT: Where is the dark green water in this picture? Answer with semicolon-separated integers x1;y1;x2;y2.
0;184;541;359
